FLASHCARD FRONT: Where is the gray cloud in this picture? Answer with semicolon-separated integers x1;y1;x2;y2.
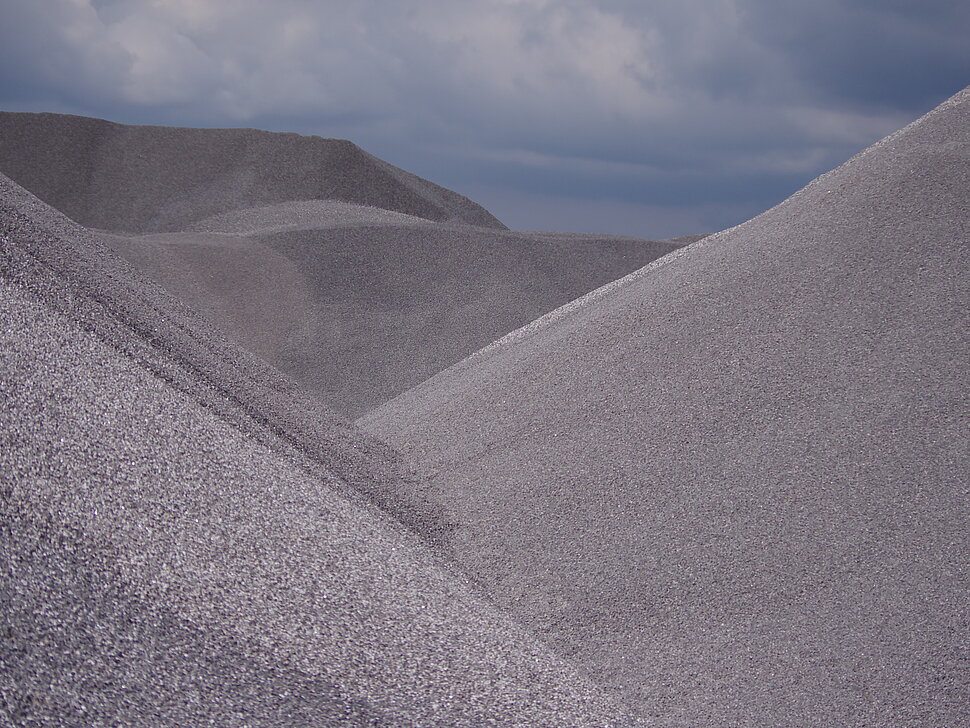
1;0;967;236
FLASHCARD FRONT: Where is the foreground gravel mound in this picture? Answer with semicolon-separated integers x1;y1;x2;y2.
363;88;970;726
0;173;640;727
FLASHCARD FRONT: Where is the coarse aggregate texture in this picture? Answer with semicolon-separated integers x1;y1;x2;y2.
0;111;506;232
0;173;645;727
102;215;683;416
363;88;970;726
0;174;448;539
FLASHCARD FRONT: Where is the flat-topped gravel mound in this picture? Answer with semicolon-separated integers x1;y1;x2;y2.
0;111;506;232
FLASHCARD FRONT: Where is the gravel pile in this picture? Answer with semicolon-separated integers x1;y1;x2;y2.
363;88;970;726
1;111;683;416
0;172;641;727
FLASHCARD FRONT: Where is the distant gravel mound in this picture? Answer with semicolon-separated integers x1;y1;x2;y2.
186;199;431;234
0;111;687;416
363;88;970;726
103;222;684;416
0;111;506;231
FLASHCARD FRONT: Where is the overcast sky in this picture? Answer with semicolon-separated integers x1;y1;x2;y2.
1;1;967;237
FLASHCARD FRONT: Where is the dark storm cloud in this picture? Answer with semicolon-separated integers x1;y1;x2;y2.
738;0;970;109
0;0;966;236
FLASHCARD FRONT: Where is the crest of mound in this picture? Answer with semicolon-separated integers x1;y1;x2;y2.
0;111;506;232
186;199;431;235
0;171;642;726
362;88;970;726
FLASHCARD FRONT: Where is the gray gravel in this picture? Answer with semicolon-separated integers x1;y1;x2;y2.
102;220;682;417
363;88;970;726
0;111;684;417
0;174;643;727
0;111;505;232
186;199;432;234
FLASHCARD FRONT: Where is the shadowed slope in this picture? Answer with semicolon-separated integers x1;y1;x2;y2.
102;214;683;416
362;89;970;726
0;111;505;232
0;173;645;727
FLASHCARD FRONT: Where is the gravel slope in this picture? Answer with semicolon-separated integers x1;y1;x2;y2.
362;88;970;726
0;172;643;727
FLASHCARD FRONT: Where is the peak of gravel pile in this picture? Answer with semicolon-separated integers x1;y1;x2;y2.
362;88;970;726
